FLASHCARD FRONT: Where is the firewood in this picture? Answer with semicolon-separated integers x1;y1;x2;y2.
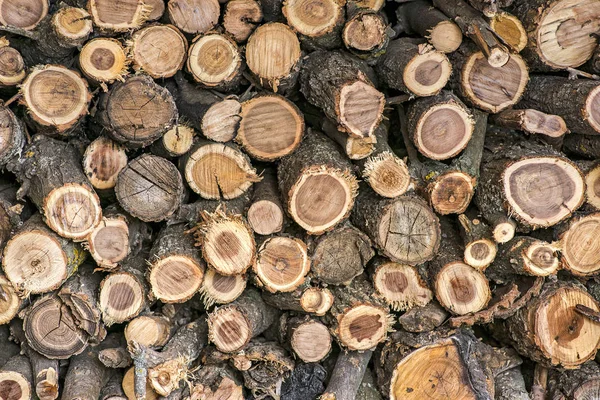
490;108;568;138
78;38;128;85
98;336;132;369
488;12;527;53
0;275;20;325
223;0;262;42
125;315;172;348
278;130;358;234
494;367;529;400
87;0;151;32
122;367;158;400
149;124;195;159
557;212;600;276
279;314;331;363
0;0;47;31
0;180;24;257
100;370;127;400
342;9;389;59
82;137;128;192
395;1;462;53
349;0;383;11
457;210;497;270
166;0;220;35
253;236;310;293
0;105;25;167
397;301;448;333
129;24;187;79
199;268;247;307
301;50;384;138
547;361;600;399
283;0;345;50
262;283;334;316
321;350;372;400
448;282;521;327
187;33;242;91
0;326;19;368
0;39;25;87
171;190;253;225
145;0;165;20
0;355;33;400
247;169;284;235
188;365;244;400
200;99;242;143
280;363;327;400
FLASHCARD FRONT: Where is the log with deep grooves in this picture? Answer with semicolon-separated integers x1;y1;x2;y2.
283;0;344;50
130;24;187;79
494;367;529;400
0;104;25;167
0;355;32;400
278;130;358;235
150;124;195;159
82;137;128;191
208;288;278;353
321;350;372;400
247;170;284;235
490;109;568;138
199;268;247;307
0;39;25;86
3;214;85;295
78;38;128;84
223;0;262;42
301;50;384;138
96;74;177;148
489;12;527;53
148;224;205;303
167;0;220;34
352;191;441;265
0;0;47;30
236;94;304;161
253;236;310;293
519;75;600;136
116;154;184;223
88;0;151;31
558;213;600;276
457;211;497;270
186;33;242;91
100;370;127;400
342;9;388;58
395;1;462;53
280;315;331;363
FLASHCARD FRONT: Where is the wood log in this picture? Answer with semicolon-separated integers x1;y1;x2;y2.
246;22;302;93
300;50;384;138
321;350;372;400
186;32;242;92
199;268;247;307
0;105;25;168
278;130;358;235
519;75;600;136
125;315;172;348
494;367;529;400
457;210;497;270
397;300;448;333
150;124;195;159
369;258;433;312
181;140;260;200
310;222;374;285
98;336;131;369
262;284;334;316
547;361;600;399
283;0;344;50
280;363;326;400
87;0;151;31
376;38;451;98
490;108;568;138
223;0;262;43
189;365;244;400
352;190;441;265
488;12;527;53
395;0;462;53
200;99;241;143
253;236;310;293
557;212;600;276
100;370;127;400
96;74;177;148
129;24;187;79
170;189;253;225
279;314;331;363
207;288;278;353
508;0;600;71
82;137;128;192
167;0;220;35
0;355;32;400
148;224;205;303
247;169;284;235
0;274;20;325
122;367;158;400
3;213;85;295
486;213;516;244
0;39;25;87
145;0;165;20
116;154;184;223
0;180;25;261
342;9;388;59
0;0;47;30
78;38;128;85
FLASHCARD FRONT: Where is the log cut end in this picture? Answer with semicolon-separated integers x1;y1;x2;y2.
237;95;304;161
43;184;102;240
373;262;432;312
146;0;165;20
167;0;220;34
283;0;342;38
201;99;241;143
246;22;301;90
131;25;187;79
200;268;246;307
223;0;262;42
363;152;410;198
300;287;334;315
489;12;527;53
86;215;130;268
99;272;145;325
52;7;93;43
560;213;600;276
403;46;451;97
20;65;91;132
247;199;284;235
0;0;47;30
290;320;332;363
338;80;385;138
429;20;462;54
83;136;128;190
336;303;389;351
254;236;309;293
208;306;251;352
184;143;260;200
0;42;25;86
0;274;20;325
149;255;205;303
123;367;158;400
157;124;195;157
502;157;585;228
493;109;568;138
187;33;241;89
434;261;491;315
0;370;31;400
88;0;151;31
343;11;387;53
125;315;171;347
586;164;600;210
584;85;600;134
464;239;497;271
490;214;516;244
79;38;128;84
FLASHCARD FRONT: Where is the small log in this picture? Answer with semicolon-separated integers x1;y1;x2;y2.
301;50;384;138
130;24;187;79
146;0;165;20
253;236;310;293
407;91;473;160
78;38;128;85
167;0;220;34
342;9;388;58
98;336;131;369
96;74;177;148
236;94;304;161
122;367;158;400
0;355;32;400
321;350;372;400
246;22;302;93
351;190;441;265
263;284;334;316
518;75;600;136
324;276;390;351
200;99;241;143
170;190;253;225
433;0;509;67
0;274;20;325
310;222;374;285
207;288;278;353
458;211;497;270
82;137;128;192
0;0;47;30
116;154;184;223
488;12;527;53
487;213;516;244
547;361;600;399
558;212;600;276
0;181;22;260
448;282;521;327
369;258;432;312
376;38;451;97
0;105;25;168
148;224;205;303
150;124;195;159
395;0;462;53
181;140;260;200
283;0;344;50
247;169;284;235
199;268;247;307
3;213;85;295
397;300;448;333
278;130;358;235
125;315;172;348
280;314;331;363
100;370;127;400
0;39;25;86
494;367;530;400
88;0;150;31
187;33;242;92
490;108;568;138
189;365;244;400
223;0;262;42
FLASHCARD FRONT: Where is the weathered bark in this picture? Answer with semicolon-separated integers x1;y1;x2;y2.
100;369;127;400
280;363;327;400
0;355;33;400
398;300;448;333
494;367;530;400
262;283;334;316
547;361;600;399
189;365;244;400
321;350;372;400
0;105;25;168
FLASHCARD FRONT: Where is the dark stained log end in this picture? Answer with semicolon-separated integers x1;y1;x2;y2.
434;261;491;315
336;304;390;351
79;38;128;84
372;261;432;312
208;307;251;353
99;272;145;325
402;45;452;98
200;268;247;307
464;238;497;270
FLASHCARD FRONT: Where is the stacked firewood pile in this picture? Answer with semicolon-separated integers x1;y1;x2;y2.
0;0;599;398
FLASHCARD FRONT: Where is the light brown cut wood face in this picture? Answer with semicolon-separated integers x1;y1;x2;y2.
168;0;220;34
160;125;195;156
87;217;130;266
145;0;165;20
585;85;600;134
149;255;204;303
238;95;304;160
209;307;251;352
403;49;451;97
337;304;388;350
338;80;385;138
291;320;331;362
429;171;474;215
374;262;432;311
83;136;128;190
201;99;241;143
0;46;24;86
44;184;102;240
132;25;187;78
188;34;240;87
585;164;600;209
0;0;47;30
284;0;341;37
202;217;255;275
490;12;527;52
248;199;284;235
99;272;144;324
0;274;20;324
535;0;600;68
125;316;171;347
535;287;600;367
364;152;411;198
89;0;149;30
300;287;333;315
464;239;497;270
79;38;128;83
53;7;92;40
521;240;559;276
502;157;584;227
390;341;477;400
435;261;490;315
254;236;309;292
560;214;600;275
223;0;262;42
415;104;473;160
429;21;462;53
343;13;387;52
0;372;29;400
201;268;246;306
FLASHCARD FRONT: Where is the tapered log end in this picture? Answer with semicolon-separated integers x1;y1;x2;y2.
254;236;309;293
52;7;92;43
338;80;384;138
88;0;151;31
363;152;411;198
429;21;462;54
0;0;47;30
125;316;171;348
490;215;516;244
373;262;433;312
223;0;262;42
489;12;527;53
403;47;451;97
560;213;600;276
83;137;128;191
201;99;241;143
464;239;497;270
79;38;128;84
200;268;246;307
434;261;491;315
99;272;145;325
208;307;251;353
187;33;241;88
149;255;204;303
167;0;220;35
337;304;390;351
131;25;187;79
343;11;387;53
0;371;31;400
284;0;342;37
291;320;332;363
502;157;585;228
300;287;334;316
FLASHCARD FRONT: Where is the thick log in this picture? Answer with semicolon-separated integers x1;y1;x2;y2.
167;0;220;34
557;212;600;276
342;9;388;59
279;314;331;363
283;0;344;50
494;367;529;400
0;0;47;30
253;236;310;293
247;169;284;235
130;24;187;79
79;38;128;85
82;137;128;192
187;33;243;92
88;0;150;31
223;0;262;42
199;268;247;307
321;350;372;400
100;370;127;400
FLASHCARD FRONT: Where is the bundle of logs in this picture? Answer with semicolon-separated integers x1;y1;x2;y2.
0;0;599;398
